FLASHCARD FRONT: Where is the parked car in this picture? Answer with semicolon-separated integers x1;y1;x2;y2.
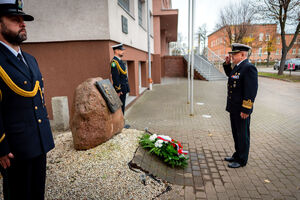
285;58;300;71
274;58;300;71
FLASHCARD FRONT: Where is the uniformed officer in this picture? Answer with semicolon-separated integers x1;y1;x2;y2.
110;43;130;115
223;43;258;168
0;0;55;199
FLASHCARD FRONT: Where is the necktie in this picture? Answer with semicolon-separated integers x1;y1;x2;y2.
17;53;32;78
17;53;26;65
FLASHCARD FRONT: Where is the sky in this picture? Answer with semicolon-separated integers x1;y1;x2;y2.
172;0;235;44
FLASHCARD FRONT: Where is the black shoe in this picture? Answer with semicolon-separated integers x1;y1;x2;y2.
124;124;131;129
224;157;235;162
228;162;243;168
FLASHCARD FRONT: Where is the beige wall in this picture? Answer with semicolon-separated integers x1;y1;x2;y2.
108;0;154;53
24;0;154;53
24;0;110;42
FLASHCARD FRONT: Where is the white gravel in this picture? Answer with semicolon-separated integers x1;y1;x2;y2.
44;129;182;200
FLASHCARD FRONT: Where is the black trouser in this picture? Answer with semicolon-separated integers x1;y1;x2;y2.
119;92;127;114
230;113;250;166
0;154;47;200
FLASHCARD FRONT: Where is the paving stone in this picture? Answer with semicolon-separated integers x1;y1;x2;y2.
184;186;195;200
126;78;300;200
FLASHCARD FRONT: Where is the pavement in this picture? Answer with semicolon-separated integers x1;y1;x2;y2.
258;67;300;76
125;77;300;200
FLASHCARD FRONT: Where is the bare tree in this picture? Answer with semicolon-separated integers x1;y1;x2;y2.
253;0;300;75
216;0;256;46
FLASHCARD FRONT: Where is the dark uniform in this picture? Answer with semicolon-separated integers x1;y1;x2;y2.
223;43;258;167
0;1;54;199
110;44;130;114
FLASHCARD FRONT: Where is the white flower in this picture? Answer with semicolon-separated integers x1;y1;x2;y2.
157;139;164;144
154;140;163;148
149;134;157;141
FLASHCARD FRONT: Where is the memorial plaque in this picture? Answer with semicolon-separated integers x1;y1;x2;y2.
95;79;122;113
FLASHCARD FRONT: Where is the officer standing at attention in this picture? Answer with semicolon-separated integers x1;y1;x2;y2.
0;0;55;199
223;43;258;168
110;43;130;128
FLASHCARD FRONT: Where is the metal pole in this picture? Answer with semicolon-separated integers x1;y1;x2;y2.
190;0;195;116
187;0;191;104
147;0;152;90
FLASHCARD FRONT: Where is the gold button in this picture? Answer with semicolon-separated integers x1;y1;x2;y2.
24;81;27;84
38;119;42;123
230;91;232;93
229;97;231;99
35;106;38;110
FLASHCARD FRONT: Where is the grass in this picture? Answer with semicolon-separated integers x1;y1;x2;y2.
258;72;300;82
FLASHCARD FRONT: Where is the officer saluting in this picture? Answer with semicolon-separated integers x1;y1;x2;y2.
0;0;54;199
223;43;258;168
110;43;130;115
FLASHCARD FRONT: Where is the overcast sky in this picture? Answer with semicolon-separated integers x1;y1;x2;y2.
172;0;236;43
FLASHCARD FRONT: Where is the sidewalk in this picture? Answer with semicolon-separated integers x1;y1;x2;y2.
126;77;300;200
258;67;300;76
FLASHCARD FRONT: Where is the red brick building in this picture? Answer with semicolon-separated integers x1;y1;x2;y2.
207;24;300;62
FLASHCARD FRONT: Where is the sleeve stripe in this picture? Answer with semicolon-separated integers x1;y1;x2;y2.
0;133;5;143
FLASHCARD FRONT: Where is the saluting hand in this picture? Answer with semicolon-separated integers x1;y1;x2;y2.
225;55;231;64
0;153;14;169
240;112;249;119
118;92;123;97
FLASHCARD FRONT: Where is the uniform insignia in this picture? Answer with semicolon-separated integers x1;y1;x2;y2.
18;0;23;9
242;99;253;109
231;75;239;79
111;62;116;67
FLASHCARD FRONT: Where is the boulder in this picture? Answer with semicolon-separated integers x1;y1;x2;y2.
70;77;124;150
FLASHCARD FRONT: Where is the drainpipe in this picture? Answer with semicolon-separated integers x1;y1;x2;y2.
147;0;152;90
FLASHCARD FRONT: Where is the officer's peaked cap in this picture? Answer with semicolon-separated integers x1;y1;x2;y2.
0;0;34;21
112;43;125;51
229;43;251;54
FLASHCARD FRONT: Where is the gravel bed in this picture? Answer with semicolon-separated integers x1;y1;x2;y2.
44;129;182;199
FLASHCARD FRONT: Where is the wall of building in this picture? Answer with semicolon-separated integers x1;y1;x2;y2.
163;56;185;77
24;0;110;42
108;0;154;53
22;40;150;119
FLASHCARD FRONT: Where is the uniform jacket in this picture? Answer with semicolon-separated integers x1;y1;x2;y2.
110;56;130;94
223;59;258;114
0;43;54;160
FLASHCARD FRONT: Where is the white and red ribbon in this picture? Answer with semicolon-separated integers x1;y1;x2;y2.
157;135;188;156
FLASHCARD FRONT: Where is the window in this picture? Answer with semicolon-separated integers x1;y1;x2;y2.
258;48;262;56
259;33;264;41
276;49;279;55
138;0;145;27
118;0;130;13
276;36;280;44
292;48;296;55
266;34;270;41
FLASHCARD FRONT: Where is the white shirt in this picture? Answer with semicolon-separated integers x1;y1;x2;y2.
0;41;28;66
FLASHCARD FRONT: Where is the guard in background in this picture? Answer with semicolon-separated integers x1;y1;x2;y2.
0;0;55;199
110;43;130;128
223;43;258;168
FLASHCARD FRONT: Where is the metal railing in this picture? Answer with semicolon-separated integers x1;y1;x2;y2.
184;54;227;81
